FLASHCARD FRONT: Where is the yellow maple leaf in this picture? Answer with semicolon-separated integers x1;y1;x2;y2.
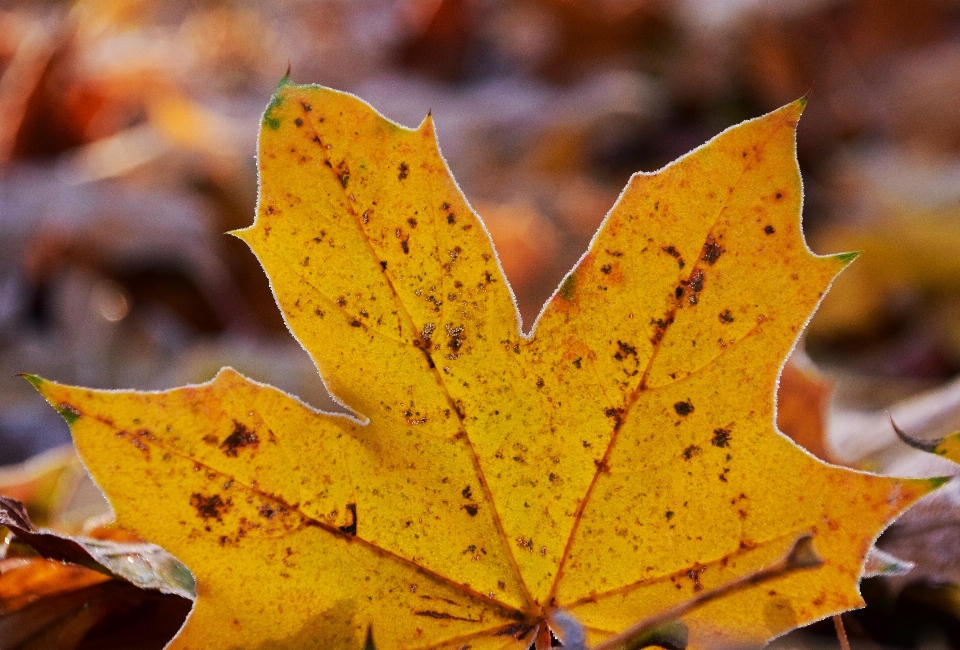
28;80;941;649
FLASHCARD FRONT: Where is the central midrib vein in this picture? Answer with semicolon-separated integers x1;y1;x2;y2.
299;104;537;613
545;130;778;605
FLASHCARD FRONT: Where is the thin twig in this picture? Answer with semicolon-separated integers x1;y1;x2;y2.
833;614;851;650
535;624;553;650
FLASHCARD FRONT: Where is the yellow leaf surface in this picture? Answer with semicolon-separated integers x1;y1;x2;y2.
935;435;960;462
29;81;940;649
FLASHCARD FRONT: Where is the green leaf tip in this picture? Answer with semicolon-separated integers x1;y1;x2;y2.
928;476;951;489
19;373;44;389
262;73;294;131
834;250;861;266
277;61;293;88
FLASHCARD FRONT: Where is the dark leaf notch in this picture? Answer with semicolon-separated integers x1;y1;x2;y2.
338;503;358;536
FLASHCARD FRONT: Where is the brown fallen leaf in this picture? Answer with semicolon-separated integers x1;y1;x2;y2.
0;495;194;599
0;556;191;650
777;353;839;464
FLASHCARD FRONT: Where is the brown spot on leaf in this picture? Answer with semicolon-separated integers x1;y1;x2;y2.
651;316;674;344
719;310;734;323
712;428;731;447
335;161;350;188
398;162;409;180
191;493;230;522
463;504;478;517
682;444;701;460
687;269;704;305
446;324;464;353
614;340;637;361
702;236;725;265
220;421;259;457
127;436;149;457
605;407;626;429
258;504;277;519
674;400;694;416
686;566;706;591
764;225;775;235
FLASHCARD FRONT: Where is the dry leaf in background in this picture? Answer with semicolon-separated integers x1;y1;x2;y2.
0;497;192;650
777;355;838;464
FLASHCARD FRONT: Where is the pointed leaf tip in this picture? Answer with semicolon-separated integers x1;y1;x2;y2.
19;373;44;389
20;373;80;425
262;77;296;131
890;416;942;453
834;250;861;266
928;476;951;489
